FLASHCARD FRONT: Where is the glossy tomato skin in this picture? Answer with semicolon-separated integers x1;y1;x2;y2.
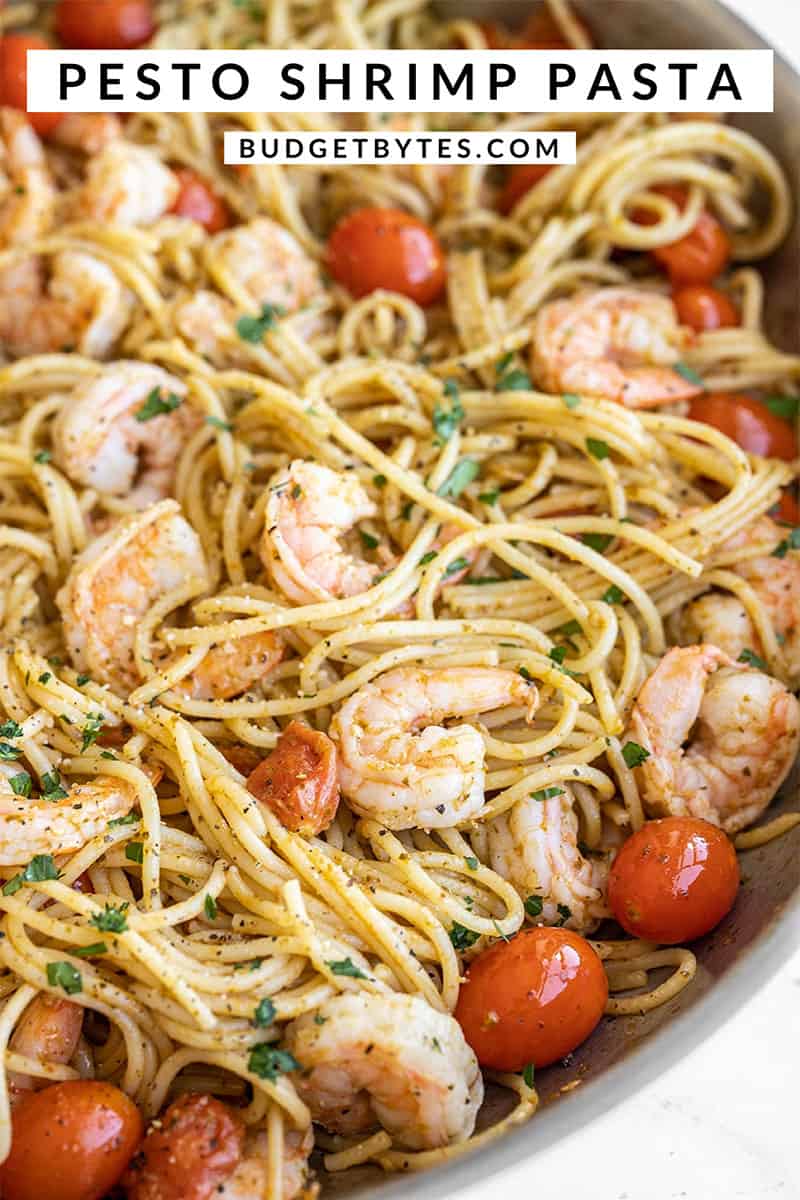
55;0;155;48
326;207;446;306
454;927;608;1071
497;164;554;215
608;817;740;945
635;185;730;285
0;34;64;135
170;168;231;233
773;490;800;525
0;1080;143;1200
673;285;738;332
688;392;797;460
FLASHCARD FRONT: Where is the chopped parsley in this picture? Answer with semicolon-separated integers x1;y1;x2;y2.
204;894;218;920
602;584;624;604
586;437;610;461
326;957;368;979
738;648;767;670
562;393;581;409
33;449;52;464
73;941;107;958
373;474;387;488
0;742;21;762
621;740;650;769
76;674;91;687
772;527;800;559
0;721;22;739
524;895;544;918
764;395;799;421
46;961;82;995
419;551;437;566
37;673;51;685
522;1063;535;1088
9;772;31;798
359;529;380;550
235;303;285;342
253;997;277;1027
125;842;144;865
674;362;704;387
41;770;68;801
465;856;479;871
555;903;572;926
437;459;479;498
206;415;234;432
432;380;464;442
530;787;564;801
108;813;138;828
81;713;105;753
548;646;567;665
3;854;60;897
443;556;470;578
518;666;535;683
558;620;582;638
496;366;532;392
582;532;614;554
478;489;500;505
247;1045;301;1081
449;922;480;951
90;902;129;933
135;388;183;422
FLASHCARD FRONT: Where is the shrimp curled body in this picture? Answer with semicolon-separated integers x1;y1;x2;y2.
0;771;137;865
625;644;800;833
284;992;483;1151
329;666;538;829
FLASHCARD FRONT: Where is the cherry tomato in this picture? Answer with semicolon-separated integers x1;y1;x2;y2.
634;185;730;285
326;206;446;306
688;392;797;460
479;8;590;50
608;817;740;944
773;490;800;525
54;0;155;48
673;285;738;332
247;721;340;836
123;1093;243;1200
0;34;64;136
170;168;231;233
0;1080;143;1200
454;927;608;1070
497;163;554;215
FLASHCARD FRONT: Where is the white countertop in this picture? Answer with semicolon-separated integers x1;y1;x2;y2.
449;3;800;1198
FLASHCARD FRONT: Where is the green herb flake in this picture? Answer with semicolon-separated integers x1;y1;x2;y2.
558;620;582;637
738;648;768;671
443;556;470;579
235;303;285;343
73;941;107;958
41;770;68;801
204;894;218;920
432;381;465;442
562;393;581;409
772;527;800;559
555;903;572;926
37;672;52;685
478;489;500;505
465;856;479;870
125;842;144;865
108;813;138;827
582;532;614;554
496;367;532;392
522;1063;535;1088
373;474;387;489
0;721;22;739
81;713;104;753
359;529;380;550
524;895;544;918
530;786;565;801
326;957;368;980
135;388;183;422
674;362;704;387
46;961;82;995
90;902;129;933
602;584;624;604
76;674;91;687
419;551;437;566
449;922;480;951
0;742;21;762
206;415;234;432
621;741;650;769
313;1013;328;1025
437;459;479;499
247;1045;301;1082
33;450;52;464
518;666;535;683
253;997;276;1027
9;772;31;798
549;645;567;665
3;854;60;898
764;394;800;421
586;437;610;461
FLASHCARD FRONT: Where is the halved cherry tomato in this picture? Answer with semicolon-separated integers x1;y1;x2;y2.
247;720;340;836
773;490;800;525
0;34;64;136
54;0;155;48
497;163;554;215
673;285;738;332
123;1093;243;1200
326;207;446;306
170;167;231;233
454;927;607;1070
0;1080;143;1200
687;392;797;460
635;185;730;285
608;817;739;944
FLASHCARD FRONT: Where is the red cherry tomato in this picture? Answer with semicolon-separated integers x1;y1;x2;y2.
688;392;797;460
497;163;554;215
773;490;800;525
54;0;155;48
454;927;608;1070
0;1080;143;1200
327;206;446;306
673;285;738;332
634;185;731;285
0;34;64;136
608;817;740;944
123;1093;244;1200
170;168;231;233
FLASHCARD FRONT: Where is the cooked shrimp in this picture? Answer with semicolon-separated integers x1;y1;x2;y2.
49;112;123;155
531;288;701;408
487;785;609;933
78;140;179;226
284;992;483;1151
625;644;800;833
328;666;538;829
7;994;84;1105
57;499;208;693
171;628;284;701
0;769;137;864
0;251;134;359
261;460;381;605
173;289;238;366
210;217;322;314
122;1092;312;1200
52;362;201;506
247;720;340;835
0;107;54;246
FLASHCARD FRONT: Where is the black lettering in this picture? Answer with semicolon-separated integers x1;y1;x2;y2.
135;63;160;100
374;137;389;159
633;62;657;100
457;136;470;159
549;63;576;99
587;64;622;102
212;63;248;101
99;63;123;101
366;63;392;101
280;63;304;100
490;63;515;100
318;63;350;100
536;136;558;159
240;136;255;159
709;62;741;101
668;62;698;101
433;63;472;100
171;62;201;100
59;63;86;100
